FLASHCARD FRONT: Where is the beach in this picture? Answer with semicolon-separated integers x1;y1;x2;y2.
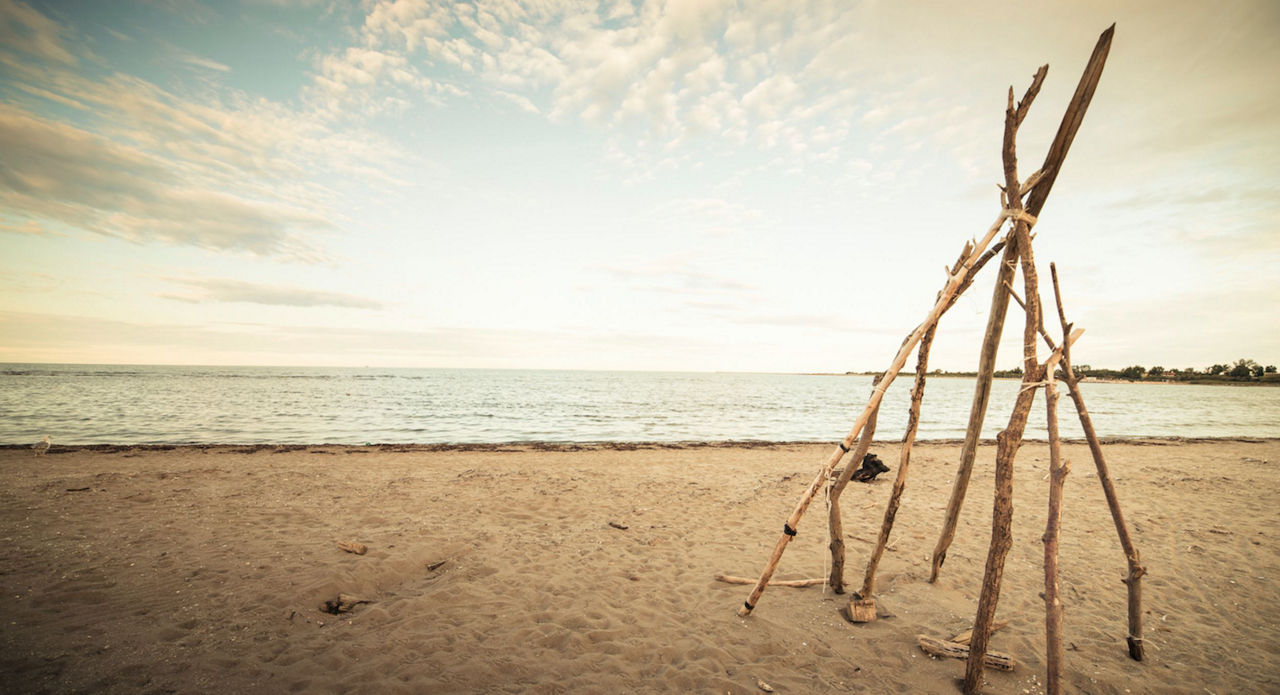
2;439;1277;694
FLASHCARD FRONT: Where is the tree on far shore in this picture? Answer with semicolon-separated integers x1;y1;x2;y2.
1229;358;1260;379
1118;365;1146;380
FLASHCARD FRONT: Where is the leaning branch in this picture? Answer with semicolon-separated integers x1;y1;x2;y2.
1051;263;1146;661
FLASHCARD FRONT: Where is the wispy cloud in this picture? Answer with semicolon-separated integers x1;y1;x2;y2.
161;277;384;309
600;257;756;295
0;0;77;66
142;0;218;25
172;49;231;73
0;1;405;259
0;105;334;256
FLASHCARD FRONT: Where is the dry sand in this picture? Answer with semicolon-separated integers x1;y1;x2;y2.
2;439;1277;694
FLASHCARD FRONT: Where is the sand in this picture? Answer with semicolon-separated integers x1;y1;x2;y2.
2;439;1277;694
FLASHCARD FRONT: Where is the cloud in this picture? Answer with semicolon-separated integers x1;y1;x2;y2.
594;255;759;324
176;51;231;73
0;0;77;66
161;278;384;309
340;0;879;167
0;4;411;258
142;0;218;25
0;105;334;256
0;218;46;236
494;89;539;114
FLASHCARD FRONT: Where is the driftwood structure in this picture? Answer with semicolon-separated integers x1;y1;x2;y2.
730;25;1144;695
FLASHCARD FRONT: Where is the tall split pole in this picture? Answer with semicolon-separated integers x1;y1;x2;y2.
963;61;1051;693
1042;359;1069;694
930;23;1116;584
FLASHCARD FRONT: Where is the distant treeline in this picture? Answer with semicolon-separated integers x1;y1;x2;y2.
849;358;1280;385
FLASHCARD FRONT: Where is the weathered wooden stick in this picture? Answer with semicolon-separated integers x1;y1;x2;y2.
918;635;1015;671
1043;365;1070;695
962;334;1085;695
337;541;368;555
930;23;1115;585
1024;24;1117;219
930;241;1018;584
951;619;1009;646
829;239;1008;593
1051;263;1146;661
737;213;1010;617
827;394;880;593
856;243;964;599
837;241;1006;598
714;574;826;587
957;297;1080;691
858;327;933;600
965;61;1050;695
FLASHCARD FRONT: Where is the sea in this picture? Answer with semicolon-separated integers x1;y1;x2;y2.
1;364;1277;446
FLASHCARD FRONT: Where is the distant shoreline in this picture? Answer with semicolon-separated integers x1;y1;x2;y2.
806;372;1280;386
5;435;1277;452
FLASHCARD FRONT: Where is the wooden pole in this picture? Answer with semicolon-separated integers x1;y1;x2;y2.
827;383;880;593
838;241;1007;600
853;238;986;599
929;23;1115;584
1050;263;1146;661
930;241;1018;583
857;323;933;600
1042;364;1069;695
737;213;1011;617
964;61;1049;695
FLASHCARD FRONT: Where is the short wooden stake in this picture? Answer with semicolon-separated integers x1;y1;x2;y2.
846;597;877;623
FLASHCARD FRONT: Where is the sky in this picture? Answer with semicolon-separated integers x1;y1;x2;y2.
0;0;1277;373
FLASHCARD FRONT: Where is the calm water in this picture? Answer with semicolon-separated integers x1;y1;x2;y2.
1;364;1277;445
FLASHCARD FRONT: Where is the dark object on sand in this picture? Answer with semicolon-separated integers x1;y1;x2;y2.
320;593;371;614
850;453;890;482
